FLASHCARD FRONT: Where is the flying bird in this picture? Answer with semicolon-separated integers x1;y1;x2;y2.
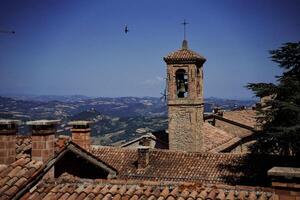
0;30;15;34
124;25;129;34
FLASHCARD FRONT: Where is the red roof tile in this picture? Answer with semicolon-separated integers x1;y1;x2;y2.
16;136;31;159
163;44;206;64
23;175;277;200
90;144;300;187
0;157;43;199
223;110;256;128
89;147;283;185
202;122;237;152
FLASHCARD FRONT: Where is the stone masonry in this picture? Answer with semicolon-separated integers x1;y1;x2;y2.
164;40;206;152
27;120;60;163
0;120;20;164
69;121;92;150
27;120;59;179
137;146;150;169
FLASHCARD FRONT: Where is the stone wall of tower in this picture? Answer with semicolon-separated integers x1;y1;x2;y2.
167;63;204;152
168;105;203;151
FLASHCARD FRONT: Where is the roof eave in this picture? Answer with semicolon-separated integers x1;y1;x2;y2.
163;58;206;65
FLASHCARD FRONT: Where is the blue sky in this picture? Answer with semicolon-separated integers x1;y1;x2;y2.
0;0;299;99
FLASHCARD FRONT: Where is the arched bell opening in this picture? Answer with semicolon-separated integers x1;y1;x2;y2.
175;69;188;98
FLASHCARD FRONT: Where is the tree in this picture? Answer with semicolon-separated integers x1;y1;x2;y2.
247;42;300;156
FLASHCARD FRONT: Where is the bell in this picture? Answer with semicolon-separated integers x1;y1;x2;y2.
178;82;186;92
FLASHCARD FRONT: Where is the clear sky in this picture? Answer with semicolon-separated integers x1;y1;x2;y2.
0;0;299;99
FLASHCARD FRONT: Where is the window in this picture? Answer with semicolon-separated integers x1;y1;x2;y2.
175;69;188;98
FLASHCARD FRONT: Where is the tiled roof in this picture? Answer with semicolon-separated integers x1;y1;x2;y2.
16;136;31;159
223;110;256;128
0;156;43;200
202;122;237;152
164;49;206;64
209;137;242;153
90;147;288;186
22;173;276;200
11;138;299;188
204;109;257;140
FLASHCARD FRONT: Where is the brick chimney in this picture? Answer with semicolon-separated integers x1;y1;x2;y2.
140;135;152;147
0;120;20;164
69;121;92;149
137;146;150;169
268;167;300;198
27;120;60;163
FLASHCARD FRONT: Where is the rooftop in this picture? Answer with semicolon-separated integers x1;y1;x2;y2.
164;40;206;64
22;173;277;200
0;141;298;199
202;122;237;152
0;156;43;200
90;146;299;186
222;110;256;128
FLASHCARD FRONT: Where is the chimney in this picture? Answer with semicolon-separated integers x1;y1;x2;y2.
27;120;60;163
268;167;300;198
139;135;153;147
0;120;20;164
137;146;150;169
69;121;92;149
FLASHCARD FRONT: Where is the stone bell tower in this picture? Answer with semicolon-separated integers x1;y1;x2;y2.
163;39;206;152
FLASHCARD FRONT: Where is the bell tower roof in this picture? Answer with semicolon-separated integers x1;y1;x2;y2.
163;40;206;65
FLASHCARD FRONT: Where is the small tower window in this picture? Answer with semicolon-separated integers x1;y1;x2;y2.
175;69;188;98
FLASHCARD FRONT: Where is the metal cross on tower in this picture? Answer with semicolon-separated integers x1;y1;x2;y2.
181;19;189;40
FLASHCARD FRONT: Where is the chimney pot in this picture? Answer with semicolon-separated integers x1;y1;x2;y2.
69;121;92;149
137;146;150;169
27;120;60;163
0;120;20;165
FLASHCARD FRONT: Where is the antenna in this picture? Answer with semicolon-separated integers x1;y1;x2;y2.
160;77;168;103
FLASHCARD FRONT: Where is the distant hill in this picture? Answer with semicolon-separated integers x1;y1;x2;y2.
0;95;256;144
205;97;256;111
2;94;92;102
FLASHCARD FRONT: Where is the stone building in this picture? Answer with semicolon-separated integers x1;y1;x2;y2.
0;119;299;199
163;39;206;152
0;35;299;200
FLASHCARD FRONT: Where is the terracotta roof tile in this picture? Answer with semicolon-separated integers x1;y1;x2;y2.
89;147;299;186
68;192;80;200
0;164;7;173
94;193;104;199
164;49;206;64
22;177;277;200
16;136;31;157
202;122;236;152
84;193;96;200
60;193;71;200
223;110;256;129
0;157;43;199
